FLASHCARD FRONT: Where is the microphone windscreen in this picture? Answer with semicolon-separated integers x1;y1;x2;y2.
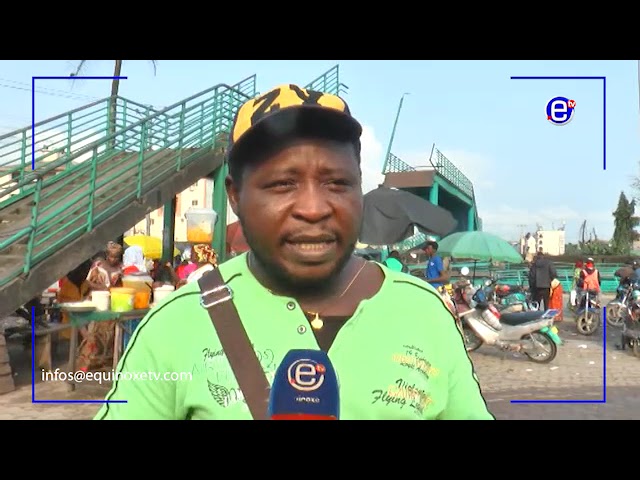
268;349;339;420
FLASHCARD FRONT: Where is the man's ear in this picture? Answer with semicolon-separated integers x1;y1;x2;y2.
225;174;239;217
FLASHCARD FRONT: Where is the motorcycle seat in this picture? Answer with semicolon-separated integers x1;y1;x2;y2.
500;310;548;326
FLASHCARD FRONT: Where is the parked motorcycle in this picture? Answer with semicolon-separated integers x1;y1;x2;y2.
619;297;640;358
480;277;538;313
494;282;528;305
455;267;561;363
606;281;637;328
574;289;601;336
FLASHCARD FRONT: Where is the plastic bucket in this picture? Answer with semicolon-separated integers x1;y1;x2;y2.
122;274;153;309
153;285;175;306
133;290;151;309
185;208;217;244
110;287;136;312
91;290;111;312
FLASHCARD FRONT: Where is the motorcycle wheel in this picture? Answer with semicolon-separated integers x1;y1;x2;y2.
576;311;601;336
462;325;483;352
605;302;624;328
522;331;558;363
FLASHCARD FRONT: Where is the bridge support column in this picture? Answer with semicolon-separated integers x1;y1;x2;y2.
161;196;177;264
212;164;228;263
467;205;475;231
429;181;439;205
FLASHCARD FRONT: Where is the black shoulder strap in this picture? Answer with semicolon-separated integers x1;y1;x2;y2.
197;268;270;420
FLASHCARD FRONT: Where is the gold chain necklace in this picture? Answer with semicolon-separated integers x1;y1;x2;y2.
306;260;367;330
248;253;367;330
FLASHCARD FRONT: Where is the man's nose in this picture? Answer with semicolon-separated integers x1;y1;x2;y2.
291;184;332;222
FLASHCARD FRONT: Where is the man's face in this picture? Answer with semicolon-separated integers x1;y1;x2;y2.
425;245;434;257
227;138;363;289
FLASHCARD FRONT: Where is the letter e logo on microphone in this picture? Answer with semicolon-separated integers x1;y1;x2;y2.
287;359;325;392
546;96;575;126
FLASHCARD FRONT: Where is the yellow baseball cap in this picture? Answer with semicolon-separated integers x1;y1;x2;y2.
226;83;362;164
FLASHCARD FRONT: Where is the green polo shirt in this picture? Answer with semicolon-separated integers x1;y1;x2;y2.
95;253;493;420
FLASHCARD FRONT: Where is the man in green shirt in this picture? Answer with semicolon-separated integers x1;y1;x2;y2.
383;250;408;273
95;83;494;420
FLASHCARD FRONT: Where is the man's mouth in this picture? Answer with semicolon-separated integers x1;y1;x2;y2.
283;235;338;259
290;242;334;251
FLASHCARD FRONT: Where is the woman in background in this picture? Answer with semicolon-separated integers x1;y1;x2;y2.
176;247;197;280
78;241;123;371
185;244;219;284
87;241;124;290
548;278;564;321
153;261;180;288
122;245;147;275
56;258;93;340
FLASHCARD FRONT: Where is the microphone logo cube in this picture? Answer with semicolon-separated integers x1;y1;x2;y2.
287;359;325;392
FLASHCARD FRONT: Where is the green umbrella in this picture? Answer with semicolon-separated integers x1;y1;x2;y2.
437;231;523;263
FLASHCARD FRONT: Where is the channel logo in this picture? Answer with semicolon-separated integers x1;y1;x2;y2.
287;358;326;392
546;96;576;126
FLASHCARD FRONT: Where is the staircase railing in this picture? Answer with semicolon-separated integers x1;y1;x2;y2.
0;78;254;287
429;148;474;199
305;64;348;97
0;97;170;199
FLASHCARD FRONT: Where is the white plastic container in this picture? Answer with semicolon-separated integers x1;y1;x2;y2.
153;285;175;306
91;290;111;312
185;208;217;244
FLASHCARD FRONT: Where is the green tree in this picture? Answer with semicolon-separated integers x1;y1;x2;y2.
611;191;640;255
71;60;158;148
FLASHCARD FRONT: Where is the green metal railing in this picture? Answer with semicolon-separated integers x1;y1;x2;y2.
384;152;415;174
382;147;475;200
407;261;624;294
0;75;256;288
0;97;171;202
389;231;429;251
305;64;348;96
428;148;474;199
382;146;480;235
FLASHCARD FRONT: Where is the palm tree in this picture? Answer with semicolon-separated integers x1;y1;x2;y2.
71;60;158;149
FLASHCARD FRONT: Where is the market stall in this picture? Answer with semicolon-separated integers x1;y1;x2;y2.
61;307;150;392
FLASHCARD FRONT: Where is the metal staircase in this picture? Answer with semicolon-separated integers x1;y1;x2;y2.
0;75;257;318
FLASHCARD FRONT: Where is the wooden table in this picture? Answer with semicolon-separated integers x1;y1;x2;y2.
63;309;150;392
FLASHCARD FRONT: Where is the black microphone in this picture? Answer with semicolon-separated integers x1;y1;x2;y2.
268;349;339;420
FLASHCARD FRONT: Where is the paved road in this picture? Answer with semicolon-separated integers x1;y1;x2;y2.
470;294;640;419
1;294;638;420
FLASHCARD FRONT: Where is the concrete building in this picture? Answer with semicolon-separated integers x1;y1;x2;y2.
535;229;566;256
519;229;566;258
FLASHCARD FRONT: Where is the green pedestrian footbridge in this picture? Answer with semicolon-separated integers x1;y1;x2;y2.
0;66;348;318
382;146;482;252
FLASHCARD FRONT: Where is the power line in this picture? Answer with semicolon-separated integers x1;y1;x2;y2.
0;77;102;102
0;76;101;99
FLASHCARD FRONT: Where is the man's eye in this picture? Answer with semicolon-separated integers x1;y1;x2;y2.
326;179;353;190
266;180;295;190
